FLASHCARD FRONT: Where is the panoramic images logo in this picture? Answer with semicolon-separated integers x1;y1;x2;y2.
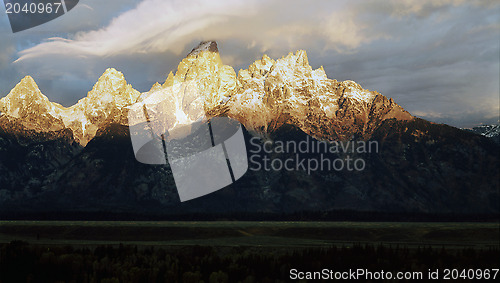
128;79;379;202
128;81;249;202
3;0;79;33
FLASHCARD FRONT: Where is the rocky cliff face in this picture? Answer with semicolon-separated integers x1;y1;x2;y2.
465;124;500;144
0;76;66;132
133;41;413;142
66;68;140;145
0;115;81;203
0;68;139;145
0;41;498;216
228;50;412;140
1;41;412;145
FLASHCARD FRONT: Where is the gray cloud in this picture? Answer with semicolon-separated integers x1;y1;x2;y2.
314;0;500;127
0;0;498;127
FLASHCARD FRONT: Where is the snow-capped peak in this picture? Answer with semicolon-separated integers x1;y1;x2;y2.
93;68;126;93
85;68;138;108
0;75;66;131
4;75;47;102
466;124;500;143
0;69;140;145
227;48;412;140
1;41;414;145
340;80;376;103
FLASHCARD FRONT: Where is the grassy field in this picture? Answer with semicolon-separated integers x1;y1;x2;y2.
0;221;497;248
0;221;498;282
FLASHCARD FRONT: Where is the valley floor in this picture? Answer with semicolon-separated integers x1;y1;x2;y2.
0;221;498;282
0;221;497;249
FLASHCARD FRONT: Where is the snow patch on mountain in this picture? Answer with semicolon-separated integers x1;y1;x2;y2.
1;41;414;145
466;124;500;143
0;69;140;145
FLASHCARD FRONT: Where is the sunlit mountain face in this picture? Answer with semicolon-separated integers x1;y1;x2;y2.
0;68;139;145
0;41;413;144
0;42;498;217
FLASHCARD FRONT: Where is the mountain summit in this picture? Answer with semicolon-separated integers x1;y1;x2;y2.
227;50;413;140
0;76;66;132
0;41;412;144
66;68;140;144
187;41;219;57
0;69;139;145
139;41;413;141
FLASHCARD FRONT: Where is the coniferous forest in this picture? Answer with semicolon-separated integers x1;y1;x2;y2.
1;240;499;283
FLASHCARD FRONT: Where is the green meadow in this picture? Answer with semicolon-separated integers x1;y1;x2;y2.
0;221;497;248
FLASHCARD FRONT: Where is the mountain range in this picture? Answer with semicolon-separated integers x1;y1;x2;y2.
466;124;500;144
0;41;498;218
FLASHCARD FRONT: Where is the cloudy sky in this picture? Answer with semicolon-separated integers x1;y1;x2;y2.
0;0;498;127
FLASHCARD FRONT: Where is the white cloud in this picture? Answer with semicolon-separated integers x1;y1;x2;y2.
15;0;259;61
389;0;466;18
15;0;382;63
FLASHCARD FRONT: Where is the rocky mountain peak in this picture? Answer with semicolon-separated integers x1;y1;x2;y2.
226;48;413;140
14;75;38;92
86;68;138;107
187;41;219;57
80;68;138;111
466;124;500;143
1;43;497;218
0;75;66;132
94;68;126;90
240;55;275;80
66;68;140;145
2;76;49;106
1;41;414;146
283;50;309;67
293;50;309;66
0;69;141;146
146;41;236;118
